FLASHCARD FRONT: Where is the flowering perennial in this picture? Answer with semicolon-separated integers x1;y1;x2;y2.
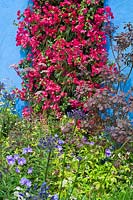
20;177;32;187
15;0;113;117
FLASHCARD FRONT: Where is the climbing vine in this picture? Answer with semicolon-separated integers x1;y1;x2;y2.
14;0;113;117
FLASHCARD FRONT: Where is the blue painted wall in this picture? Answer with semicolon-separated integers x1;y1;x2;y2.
105;0;133;91
0;0;32;114
0;0;31;88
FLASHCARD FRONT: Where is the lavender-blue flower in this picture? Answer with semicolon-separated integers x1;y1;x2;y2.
14;154;20;160
15;167;20;173
51;194;59;200
6;155;15;166
27;167;33;174
105;148;112;157
67;109;86;120
22;147;33;154
20;177;31;187
18;157;26;166
38;135;64;153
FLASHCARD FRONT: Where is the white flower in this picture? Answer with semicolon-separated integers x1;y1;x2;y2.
70;197;77;200
14;191;20;197
18;196;26;200
25;192;30;197
62;179;68;187
15;186;23;191
14;188;26;200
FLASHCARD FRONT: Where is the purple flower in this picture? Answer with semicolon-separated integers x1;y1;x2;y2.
41;182;47;187
6;155;15;166
89;141;95;146
77;156;82;161
105;148;112;157
18;157;26;166
22;147;32;154
14;154;20;160
81;136;89;145
15;167;20;173
39;182;49;198
39;135;64;153
27;167;33;174
57;139;64;152
56;145;62;152
20;177;31;187
67;109;86;120
58;139;64;145
39;136;56;151
51;194;59;200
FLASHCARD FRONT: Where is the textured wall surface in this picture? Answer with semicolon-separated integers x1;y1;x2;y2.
105;0;133;24
0;0;31;114
105;0;133;91
0;0;30;88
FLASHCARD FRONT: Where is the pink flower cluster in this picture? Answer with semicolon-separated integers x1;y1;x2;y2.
15;0;114;117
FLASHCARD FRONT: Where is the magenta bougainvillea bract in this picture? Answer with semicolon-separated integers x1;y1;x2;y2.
14;0;114;117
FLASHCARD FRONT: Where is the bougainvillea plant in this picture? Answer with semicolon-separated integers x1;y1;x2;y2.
14;0;114;117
